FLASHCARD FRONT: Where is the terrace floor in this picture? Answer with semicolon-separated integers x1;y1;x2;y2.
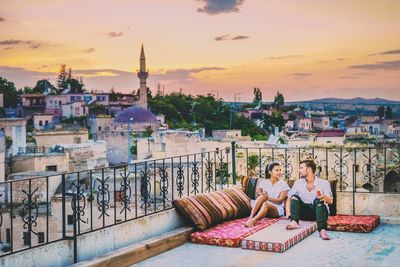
133;223;400;267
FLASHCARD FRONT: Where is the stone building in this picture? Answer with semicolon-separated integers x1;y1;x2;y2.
33;128;89;147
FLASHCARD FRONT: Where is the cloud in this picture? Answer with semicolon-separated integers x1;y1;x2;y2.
85;48;95;53
197;0;245;15
108;32;123;38
336;58;345;61
214;34;249;41
215;34;230;41
340;76;359;79
265;55;300;60
0;39;44;50
0;17;4;22
289;73;311;77
349;60;400;71
0;66;55;88
380;49;400;55
232;35;249;40
289;73;312;80
152;67;226;81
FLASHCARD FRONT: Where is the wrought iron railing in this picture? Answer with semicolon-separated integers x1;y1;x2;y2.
0;144;399;262
0;147;234;262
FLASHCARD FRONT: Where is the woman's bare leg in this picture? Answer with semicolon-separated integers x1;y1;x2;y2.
251;203;280;225
244;195;267;226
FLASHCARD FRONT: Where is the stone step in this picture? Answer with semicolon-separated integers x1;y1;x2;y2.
72;226;193;267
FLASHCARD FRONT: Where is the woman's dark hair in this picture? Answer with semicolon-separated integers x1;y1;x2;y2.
265;162;281;179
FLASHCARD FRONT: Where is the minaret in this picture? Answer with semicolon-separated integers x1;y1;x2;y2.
137;44;148;109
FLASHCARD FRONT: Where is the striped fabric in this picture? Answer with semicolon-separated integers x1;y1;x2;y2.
241;176;260;200
172;187;251;230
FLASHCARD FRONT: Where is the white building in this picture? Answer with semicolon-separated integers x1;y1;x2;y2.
33;113;54;130
62;101;88;118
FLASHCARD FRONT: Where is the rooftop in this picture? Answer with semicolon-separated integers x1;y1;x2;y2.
114;105;157;123
134;224;400;267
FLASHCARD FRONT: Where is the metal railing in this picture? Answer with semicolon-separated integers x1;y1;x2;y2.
0;143;399;262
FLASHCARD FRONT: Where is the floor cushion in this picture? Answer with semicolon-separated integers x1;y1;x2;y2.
327;214;380;233
172;187;251;230
241;220;317;253
190;217;280;247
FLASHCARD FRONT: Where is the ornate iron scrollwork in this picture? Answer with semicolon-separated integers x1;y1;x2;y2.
158;164;169;202
205;157;214;192
333;150;349;190
21;188;39;242
191;160;200;194
140;165;151;208
216;151;228;188
281;149;293;180
119;170;132;214
176;161;185;198
362;150;378;191
96;176;110;219
70;181;88;224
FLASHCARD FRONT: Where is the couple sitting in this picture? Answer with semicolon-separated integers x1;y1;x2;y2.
244;160;332;240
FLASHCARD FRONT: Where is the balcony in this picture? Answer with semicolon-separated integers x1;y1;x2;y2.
0;144;399;266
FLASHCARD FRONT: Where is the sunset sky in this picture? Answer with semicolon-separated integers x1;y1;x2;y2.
1;0;400;101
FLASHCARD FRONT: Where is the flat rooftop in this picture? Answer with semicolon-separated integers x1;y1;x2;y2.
133;223;400;267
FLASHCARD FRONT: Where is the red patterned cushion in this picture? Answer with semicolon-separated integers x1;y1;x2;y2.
241;220;317;253
172;187;251;230
328;214;380;233
190;217;280;247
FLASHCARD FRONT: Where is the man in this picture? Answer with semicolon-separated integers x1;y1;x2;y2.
285;160;333;240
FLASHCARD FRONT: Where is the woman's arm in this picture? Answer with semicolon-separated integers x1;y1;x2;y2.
266;190;288;205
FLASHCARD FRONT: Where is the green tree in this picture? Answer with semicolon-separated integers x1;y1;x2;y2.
33;79;57;94
57;64;67;91
247;155;259;177
273;91;285;109
66;78;85;93
0;76;20;107
377;106;385;119
253;87;262;105
89;104;107;116
262;113;285;133
385;106;393;119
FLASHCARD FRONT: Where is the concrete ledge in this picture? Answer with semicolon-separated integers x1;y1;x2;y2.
381;217;400;225
72;226;193;267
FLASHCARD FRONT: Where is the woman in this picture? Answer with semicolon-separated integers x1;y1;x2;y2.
244;162;290;227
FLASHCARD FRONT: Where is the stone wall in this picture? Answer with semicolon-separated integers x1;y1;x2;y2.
64;141;108;172
336;192;400;217
11;154;69;173
34;130;89;147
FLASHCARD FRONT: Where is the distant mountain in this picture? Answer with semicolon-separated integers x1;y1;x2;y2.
290;98;400;105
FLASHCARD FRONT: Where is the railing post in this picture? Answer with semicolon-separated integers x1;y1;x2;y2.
61;174;66;239
231;142;236;184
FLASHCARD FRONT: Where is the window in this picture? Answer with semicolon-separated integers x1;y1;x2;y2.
70;96;75;101
39;120;43;126
59;100;62;106
23;232;30;246
67;215;74;225
45;165;57;171
98;126;102;131
38;232;45;244
6;228;11;243
74;137;81;144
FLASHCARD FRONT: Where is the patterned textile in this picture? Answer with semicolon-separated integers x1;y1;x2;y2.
245;177;260;200
172;187;251;230
190;217;281;247
241;220;317;253
327;214;380;233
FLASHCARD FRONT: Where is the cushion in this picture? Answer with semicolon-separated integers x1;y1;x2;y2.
172;187;251;230
243;177;260;200
190;217;280;247
288;179;337;216
327;214;380;233
241;220;317;253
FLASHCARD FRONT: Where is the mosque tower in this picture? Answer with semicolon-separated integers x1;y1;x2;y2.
137;44;148;109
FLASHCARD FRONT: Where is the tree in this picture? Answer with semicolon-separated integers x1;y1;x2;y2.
0;76;20;108
66;78;85;93
89;104;107;116
377;106;385;119
57;64;67;91
262;113;285;133
274;91;285;109
253;87;262;105
385;106;393;119
247;155;259;177
33;79;57;94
